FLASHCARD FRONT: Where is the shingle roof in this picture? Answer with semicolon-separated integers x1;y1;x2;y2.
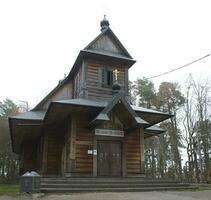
131;105;170;116
54;98;107;108
145;125;165;133
9;110;46;121
11;98;171;121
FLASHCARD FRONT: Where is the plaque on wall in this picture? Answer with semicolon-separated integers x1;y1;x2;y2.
95;129;124;137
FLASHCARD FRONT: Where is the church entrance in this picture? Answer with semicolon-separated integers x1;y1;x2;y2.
97;141;122;176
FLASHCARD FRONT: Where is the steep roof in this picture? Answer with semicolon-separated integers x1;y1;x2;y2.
89;92;149;129
84;27;133;59
33;20;135;111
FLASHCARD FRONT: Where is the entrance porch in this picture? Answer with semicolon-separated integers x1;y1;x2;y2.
9;97;170;177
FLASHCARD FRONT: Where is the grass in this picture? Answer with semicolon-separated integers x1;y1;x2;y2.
0;184;19;196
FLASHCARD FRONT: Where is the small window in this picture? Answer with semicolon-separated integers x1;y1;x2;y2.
101;69;113;86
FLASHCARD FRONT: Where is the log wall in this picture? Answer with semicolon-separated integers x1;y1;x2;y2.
43;129;64;175
87;62;127;101
125;129;141;174
21;140;38;173
75;116;94;174
28;118;143;176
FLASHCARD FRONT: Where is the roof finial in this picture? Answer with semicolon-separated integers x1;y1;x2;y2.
100;15;109;31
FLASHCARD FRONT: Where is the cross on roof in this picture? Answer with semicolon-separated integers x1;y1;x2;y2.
113;68;119;81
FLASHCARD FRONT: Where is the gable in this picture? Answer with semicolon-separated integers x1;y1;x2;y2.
89;33;124;55
96;114;123;130
89;92;149;131
84;28;133;59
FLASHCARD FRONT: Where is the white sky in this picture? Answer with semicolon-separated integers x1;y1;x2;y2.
0;0;211;109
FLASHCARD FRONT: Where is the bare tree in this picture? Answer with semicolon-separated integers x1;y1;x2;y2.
183;75;211;182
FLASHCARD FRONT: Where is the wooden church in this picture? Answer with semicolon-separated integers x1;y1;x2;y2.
9;17;171;178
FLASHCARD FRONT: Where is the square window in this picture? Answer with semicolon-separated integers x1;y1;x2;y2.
102;69;113;86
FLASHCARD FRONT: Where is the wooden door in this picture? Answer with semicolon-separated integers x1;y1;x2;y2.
97;141;122;176
110;142;122;176
97;141;110;176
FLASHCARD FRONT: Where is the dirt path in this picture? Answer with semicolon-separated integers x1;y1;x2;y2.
0;190;210;200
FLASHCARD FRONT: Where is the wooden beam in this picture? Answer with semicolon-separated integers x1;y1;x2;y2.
140;127;145;174
69;117;76;172
122;137;126;177
17;123;43;126
42;133;48;175
81;60;88;98
124;66;129;94
61;145;66;176
93;136;97;177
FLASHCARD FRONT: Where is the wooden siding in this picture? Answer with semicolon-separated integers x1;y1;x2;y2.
89;33;124;56
75;116;94;174
41;81;73;109
73;65;83;98
125;129;141;174
87;63;126;101
45;130;63;175
36;136;44;173
21;140;38;173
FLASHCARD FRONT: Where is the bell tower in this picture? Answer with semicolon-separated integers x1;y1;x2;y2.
73;16;136;101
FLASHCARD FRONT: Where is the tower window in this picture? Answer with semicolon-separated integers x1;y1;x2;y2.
101;69;113;86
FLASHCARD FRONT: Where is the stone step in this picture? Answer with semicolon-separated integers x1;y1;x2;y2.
41;178;180;184
40;178;197;193
40;185;198;193
42;177;177;181
41;183;191;188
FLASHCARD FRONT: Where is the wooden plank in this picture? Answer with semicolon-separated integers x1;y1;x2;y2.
140;127;145;174
42;133;48;174
125;67;129;94
125;129;141;174
126;162;141;166
76;159;92;163
86;64;127;101
88;92;113;99
122;138;126;177
70;118;76;159
46;130;63;175
76;141;93;145
93;137;97;177
126;169;141;173
74;118;94;173
127;165;141;169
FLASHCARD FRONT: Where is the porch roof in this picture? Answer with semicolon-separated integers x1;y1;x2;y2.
9;110;46;121
9;98;172;153
144;125;165;138
10;98;172;121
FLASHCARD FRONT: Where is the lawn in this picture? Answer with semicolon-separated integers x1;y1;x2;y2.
0;184;19;196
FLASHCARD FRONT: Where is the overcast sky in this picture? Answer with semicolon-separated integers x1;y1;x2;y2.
0;0;211;109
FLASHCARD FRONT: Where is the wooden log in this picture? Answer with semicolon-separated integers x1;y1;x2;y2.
140;127;145;174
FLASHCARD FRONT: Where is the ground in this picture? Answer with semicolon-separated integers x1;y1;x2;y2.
0;184;19;197
0;190;211;200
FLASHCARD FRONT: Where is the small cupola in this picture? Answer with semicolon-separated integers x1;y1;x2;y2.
112;82;121;95
100;15;110;31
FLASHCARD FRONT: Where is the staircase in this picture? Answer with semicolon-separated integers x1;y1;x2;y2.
40;177;198;193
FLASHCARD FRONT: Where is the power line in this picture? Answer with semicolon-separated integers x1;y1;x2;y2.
146;53;211;79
